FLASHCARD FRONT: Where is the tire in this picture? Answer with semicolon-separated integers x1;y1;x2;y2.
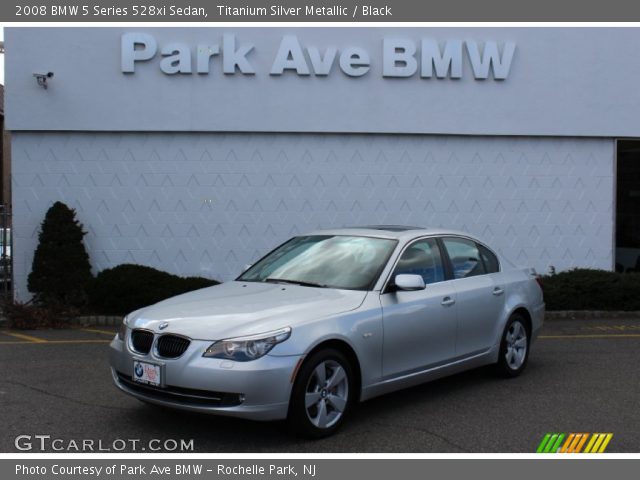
288;348;354;438
495;313;530;378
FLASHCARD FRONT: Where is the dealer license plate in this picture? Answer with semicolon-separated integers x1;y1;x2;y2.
132;360;161;387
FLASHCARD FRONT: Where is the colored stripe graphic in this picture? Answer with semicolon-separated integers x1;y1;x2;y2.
560;434;575;453
584;434;598;453
563;433;588;453
543;434;558;453
549;434;565;453
537;433;565;453
568;433;583;452
597;434;613;453
537;433;613;453
536;434;552;453
584;433;614;453
574;433;589;453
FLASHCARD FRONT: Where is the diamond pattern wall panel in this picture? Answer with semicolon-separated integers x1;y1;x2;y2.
11;132;614;300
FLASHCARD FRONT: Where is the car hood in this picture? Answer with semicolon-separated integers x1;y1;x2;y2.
127;281;368;340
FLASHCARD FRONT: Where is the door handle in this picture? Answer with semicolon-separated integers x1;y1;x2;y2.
493;287;504;296
441;296;456;306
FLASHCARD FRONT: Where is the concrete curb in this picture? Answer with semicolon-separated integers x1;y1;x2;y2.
546;311;640;320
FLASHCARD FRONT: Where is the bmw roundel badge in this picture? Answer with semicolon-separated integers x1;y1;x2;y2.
134;363;143;378
159;322;169;330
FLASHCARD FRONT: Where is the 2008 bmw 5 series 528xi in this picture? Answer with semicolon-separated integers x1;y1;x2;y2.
109;226;544;437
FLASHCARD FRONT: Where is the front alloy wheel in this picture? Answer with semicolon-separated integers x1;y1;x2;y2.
305;359;349;429
289;349;353;438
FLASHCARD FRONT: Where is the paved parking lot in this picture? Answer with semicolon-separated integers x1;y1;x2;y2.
0;318;638;453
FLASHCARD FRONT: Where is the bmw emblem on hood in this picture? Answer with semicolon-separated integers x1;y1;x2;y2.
158;322;169;330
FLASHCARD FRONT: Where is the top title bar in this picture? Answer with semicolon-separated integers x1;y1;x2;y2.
4;0;640;22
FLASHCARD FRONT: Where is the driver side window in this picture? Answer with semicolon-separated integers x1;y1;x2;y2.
392;238;445;285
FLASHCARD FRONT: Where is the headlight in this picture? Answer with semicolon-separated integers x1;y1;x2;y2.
117;315;129;341
203;327;291;362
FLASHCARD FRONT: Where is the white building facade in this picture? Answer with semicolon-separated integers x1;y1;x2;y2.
7;27;639;300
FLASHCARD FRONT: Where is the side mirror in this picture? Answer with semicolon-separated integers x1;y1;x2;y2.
241;264;252;273
394;274;426;291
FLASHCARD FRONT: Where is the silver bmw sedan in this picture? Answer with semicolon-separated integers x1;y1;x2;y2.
109;226;544;437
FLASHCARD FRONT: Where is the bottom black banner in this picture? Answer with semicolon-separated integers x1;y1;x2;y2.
4;459;638;480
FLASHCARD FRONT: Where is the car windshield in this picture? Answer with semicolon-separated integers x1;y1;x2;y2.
238;235;398;291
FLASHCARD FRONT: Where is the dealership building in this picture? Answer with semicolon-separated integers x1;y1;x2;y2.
5;27;640;300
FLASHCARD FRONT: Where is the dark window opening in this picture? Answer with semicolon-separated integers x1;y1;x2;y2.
616;140;640;272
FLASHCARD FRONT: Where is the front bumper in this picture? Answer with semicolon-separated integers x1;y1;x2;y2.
108;335;301;421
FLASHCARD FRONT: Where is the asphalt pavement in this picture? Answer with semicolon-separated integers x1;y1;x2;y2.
0;318;638;453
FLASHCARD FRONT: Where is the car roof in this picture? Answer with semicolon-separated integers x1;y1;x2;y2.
304;225;478;241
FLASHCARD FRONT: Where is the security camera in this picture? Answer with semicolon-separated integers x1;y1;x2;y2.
33;72;54;89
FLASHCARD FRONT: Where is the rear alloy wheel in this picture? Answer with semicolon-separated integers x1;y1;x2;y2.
288;349;353;438
495;314;530;377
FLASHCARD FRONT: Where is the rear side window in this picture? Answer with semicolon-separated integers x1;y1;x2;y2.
442;237;486;279
478;244;500;273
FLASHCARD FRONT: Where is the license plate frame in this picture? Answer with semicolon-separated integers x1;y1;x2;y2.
132;360;162;387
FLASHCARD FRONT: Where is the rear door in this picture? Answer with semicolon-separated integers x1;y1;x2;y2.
441;237;505;357
380;238;457;377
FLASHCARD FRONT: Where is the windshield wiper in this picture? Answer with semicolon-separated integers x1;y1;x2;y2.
264;278;329;288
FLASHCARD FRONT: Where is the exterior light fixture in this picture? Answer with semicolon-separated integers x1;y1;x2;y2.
33;72;54;89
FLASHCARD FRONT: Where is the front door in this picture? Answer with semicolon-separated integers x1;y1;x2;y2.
380;238;457;377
